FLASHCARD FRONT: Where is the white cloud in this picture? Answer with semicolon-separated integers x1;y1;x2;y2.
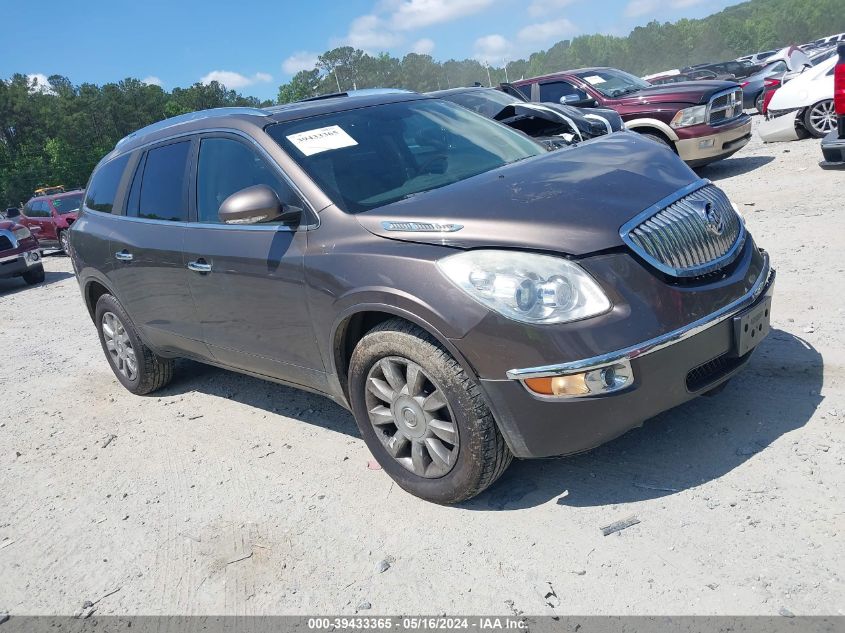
141;76;163;86
199;70;273;89
625;0;705;18
527;0;578;17
345;14;403;50
26;73;55;94
411;38;435;54
388;0;494;30
517;18;577;44
473;34;514;63
340;0;494;52
282;52;320;75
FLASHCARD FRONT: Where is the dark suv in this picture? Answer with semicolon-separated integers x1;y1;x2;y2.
71;94;774;503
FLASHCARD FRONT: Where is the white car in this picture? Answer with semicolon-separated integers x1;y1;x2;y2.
768;56;837;138
737;50;778;65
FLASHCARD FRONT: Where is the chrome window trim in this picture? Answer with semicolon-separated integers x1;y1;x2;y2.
619;178;747;278
87;128;320;230
507;253;773;380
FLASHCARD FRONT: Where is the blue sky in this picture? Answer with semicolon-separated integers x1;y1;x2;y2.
2;0;743;100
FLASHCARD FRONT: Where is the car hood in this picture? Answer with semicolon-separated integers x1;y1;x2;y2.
354;132;699;256
613;80;739;106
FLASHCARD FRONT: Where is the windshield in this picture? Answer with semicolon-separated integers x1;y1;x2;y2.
267;99;544;213
573;69;651;98
439;90;523;118
52;194;83;214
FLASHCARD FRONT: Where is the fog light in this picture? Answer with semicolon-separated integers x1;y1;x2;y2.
522;361;633;398
698;139;716;149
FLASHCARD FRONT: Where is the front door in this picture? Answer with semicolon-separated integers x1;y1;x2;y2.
183;134;325;389
107;139;206;358
22;200;56;242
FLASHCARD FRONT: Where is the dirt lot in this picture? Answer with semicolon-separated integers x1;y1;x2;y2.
1;123;843;617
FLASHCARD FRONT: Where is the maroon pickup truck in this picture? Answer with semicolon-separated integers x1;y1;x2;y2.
509;67;752;167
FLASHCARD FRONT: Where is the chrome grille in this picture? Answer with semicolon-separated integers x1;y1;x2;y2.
621;181;746;278
708;87;743;125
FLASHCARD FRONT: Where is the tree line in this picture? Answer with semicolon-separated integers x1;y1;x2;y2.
2;0;842;207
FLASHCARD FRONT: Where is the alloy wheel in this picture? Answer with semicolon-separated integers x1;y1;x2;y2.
102;311;137;381
59;231;70;255
365;357;459;478
809;101;836;135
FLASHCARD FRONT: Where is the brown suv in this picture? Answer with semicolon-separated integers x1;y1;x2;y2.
71;93;774;503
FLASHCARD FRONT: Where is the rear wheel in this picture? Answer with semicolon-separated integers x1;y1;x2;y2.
754;92;765;114
348;318;512;504
95;294;175;395
804;100;836;138
21;264;45;285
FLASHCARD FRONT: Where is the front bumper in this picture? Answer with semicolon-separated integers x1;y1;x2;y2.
675;118;752;166
820;127;845;169
0;249;42;278
480;258;775;459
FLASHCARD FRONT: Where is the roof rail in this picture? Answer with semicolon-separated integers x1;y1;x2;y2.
115;107;270;147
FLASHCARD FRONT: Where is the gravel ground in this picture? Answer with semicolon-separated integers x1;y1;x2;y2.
1;123;843;617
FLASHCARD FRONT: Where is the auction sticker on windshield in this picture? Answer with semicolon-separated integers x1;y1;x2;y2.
286;125;358;156
583;75;606;85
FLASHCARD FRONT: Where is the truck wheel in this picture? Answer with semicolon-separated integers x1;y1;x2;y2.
804;100;836;138
21;264;45;285
637;131;674;150
95;294;175;395
59;230;70;256
348;318;512;504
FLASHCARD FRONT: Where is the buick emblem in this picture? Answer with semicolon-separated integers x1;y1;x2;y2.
693;200;725;236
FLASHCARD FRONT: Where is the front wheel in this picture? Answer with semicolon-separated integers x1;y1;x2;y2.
21;264;45;285
58;230;70;256
94;294;175;395
637;131;674;150
804;100;836;138
348;318;512;504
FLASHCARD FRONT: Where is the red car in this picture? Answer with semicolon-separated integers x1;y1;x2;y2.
0;219;44;285
19;189;84;254
820;43;845;169
509;67;752;167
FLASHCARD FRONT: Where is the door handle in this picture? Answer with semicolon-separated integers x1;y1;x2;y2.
187;259;212;273
114;250;133;262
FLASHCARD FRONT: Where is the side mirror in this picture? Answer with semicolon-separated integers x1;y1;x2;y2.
218;184;300;225
559;93;596;107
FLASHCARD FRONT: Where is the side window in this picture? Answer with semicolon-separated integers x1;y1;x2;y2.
196;137;302;224
135;141;191;222
85;155;130;214
538;80;581;103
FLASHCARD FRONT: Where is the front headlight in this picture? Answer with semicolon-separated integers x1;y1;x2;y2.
437;250;611;324
13;226;31;240
670;105;707;128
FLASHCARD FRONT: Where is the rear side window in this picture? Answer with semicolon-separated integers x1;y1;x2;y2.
196;137;302;224
132;141;191;222
85;155;130;214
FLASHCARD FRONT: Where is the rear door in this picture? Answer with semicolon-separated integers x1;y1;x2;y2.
182;133;325;389
108;138;206;357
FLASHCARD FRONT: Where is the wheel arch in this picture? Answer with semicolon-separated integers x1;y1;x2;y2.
330;304;478;402
626;118;681;143
82;275;116;321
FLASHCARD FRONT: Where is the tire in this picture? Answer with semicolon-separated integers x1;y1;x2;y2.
637;131;674;150
754;92;765;114
804;100;836;138
94;294;175;395
58;230;70;256
21;264;45;285
348;318;512;504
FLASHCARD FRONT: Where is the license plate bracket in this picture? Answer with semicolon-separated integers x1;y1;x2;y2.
731;296;772;357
